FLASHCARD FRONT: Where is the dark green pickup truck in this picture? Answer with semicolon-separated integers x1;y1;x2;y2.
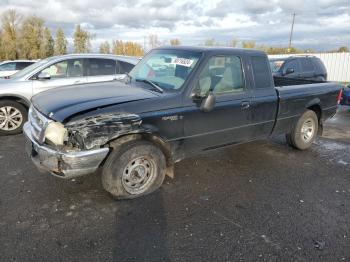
24;46;342;199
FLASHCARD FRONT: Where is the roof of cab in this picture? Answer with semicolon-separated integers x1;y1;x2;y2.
153;46;267;56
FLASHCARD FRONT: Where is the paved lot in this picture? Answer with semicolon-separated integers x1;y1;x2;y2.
1;107;349;262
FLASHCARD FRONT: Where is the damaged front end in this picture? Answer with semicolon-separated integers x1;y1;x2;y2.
24;106;144;179
65;113;144;150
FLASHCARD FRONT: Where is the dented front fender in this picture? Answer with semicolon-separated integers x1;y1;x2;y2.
65;113;149;150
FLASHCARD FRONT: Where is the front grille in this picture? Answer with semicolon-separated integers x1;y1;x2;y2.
28;106;49;143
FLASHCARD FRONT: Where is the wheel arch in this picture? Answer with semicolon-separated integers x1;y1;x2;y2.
305;101;322;135
0;95;30;110
107;132;175;177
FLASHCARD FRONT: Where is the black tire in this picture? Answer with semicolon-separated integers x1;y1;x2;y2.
0;100;28;136
286;110;319;150
101;140;166;199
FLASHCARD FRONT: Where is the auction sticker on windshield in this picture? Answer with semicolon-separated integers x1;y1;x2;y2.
171;58;194;67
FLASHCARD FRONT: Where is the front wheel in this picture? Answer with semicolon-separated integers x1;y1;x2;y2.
0;100;27;136
102;140;166;199
286;110;319;150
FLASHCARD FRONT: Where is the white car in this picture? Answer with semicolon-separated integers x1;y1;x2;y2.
0;60;36;78
0;54;140;135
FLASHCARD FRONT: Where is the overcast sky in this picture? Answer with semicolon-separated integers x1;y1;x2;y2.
0;0;349;51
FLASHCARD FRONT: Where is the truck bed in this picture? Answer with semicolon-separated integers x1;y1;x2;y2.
272;81;340;135
273;76;324;87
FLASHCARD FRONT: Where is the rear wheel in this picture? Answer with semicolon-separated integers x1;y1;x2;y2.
102;140;166;199
0;100;27;136
286;110;319;150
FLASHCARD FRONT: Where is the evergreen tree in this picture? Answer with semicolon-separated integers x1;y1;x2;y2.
73;24;91;53
40;27;54;58
54;27;67;55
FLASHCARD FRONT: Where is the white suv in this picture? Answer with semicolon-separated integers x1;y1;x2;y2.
0;54;139;135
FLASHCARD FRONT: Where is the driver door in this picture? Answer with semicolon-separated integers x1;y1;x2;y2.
182;55;252;153
32;58;88;95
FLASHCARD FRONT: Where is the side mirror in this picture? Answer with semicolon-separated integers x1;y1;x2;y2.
190;87;203;101
200;91;216;112
37;72;51;80
284;68;294;75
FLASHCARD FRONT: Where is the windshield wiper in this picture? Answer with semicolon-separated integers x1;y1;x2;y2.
135;79;164;93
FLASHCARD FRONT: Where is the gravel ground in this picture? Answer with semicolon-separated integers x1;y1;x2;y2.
0;107;349;262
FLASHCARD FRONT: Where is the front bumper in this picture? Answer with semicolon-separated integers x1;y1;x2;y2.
24;122;109;179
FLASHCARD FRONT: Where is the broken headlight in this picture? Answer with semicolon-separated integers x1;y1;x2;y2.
44;121;68;146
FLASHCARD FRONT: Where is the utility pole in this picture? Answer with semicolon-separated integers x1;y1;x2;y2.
288;13;296;51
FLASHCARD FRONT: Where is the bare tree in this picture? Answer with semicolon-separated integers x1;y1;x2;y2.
99;41;110;54
170;38;181;46
204;38;215;46
112;40;144;56
337;46;349;52
242;41;256;49
148;34;159;49
229;38;238;47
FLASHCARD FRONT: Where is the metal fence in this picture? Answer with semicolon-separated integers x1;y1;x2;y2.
269;53;350;83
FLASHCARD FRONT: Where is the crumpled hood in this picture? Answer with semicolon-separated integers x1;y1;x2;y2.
32;81;158;122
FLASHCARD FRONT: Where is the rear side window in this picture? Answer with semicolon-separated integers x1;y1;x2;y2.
251;56;272;89
283;59;300;73
300;58;314;71
67;59;84;77
118;61;135;74
0;62;16;71
88;59;116;76
312;58;327;73
16;62;34;70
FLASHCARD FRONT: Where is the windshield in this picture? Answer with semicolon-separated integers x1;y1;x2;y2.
269;59;285;73
10;58;50;79
129;49;202;91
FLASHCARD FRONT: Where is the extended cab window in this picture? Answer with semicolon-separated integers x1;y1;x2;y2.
198;55;244;95
251;56;272;89
88;58;116;76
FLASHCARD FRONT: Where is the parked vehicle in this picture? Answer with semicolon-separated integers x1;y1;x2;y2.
340;85;350;106
0;54;139;135
0;60;36;78
24;47;342;199
269;56;327;81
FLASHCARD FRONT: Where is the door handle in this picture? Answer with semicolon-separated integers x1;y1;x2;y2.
241;101;250;109
74;80;81;84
